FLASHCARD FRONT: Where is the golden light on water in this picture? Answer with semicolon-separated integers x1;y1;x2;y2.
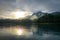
17;28;23;35
15;26;33;36
0;26;37;37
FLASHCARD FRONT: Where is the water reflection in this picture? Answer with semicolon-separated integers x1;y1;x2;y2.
0;25;37;36
0;25;60;40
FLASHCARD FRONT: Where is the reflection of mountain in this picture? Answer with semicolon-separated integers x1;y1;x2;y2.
0;11;60;34
35;12;60;33
0;12;60;40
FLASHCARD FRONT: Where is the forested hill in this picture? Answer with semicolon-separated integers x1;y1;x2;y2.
36;12;60;23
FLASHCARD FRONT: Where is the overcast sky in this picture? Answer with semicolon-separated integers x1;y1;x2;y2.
0;0;60;18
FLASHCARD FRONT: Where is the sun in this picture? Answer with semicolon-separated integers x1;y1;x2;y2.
15;11;26;19
11;10;33;19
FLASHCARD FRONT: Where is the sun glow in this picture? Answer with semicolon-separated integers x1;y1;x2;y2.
14;11;32;19
17;29;23;35
11;10;33;19
15;11;26;19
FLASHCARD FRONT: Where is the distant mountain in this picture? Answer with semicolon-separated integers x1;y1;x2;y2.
32;11;45;18
29;11;46;20
35;12;60;33
35;12;60;23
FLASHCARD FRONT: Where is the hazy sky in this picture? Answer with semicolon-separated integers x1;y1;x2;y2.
0;0;60;18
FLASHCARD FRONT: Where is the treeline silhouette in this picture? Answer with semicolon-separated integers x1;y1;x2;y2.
0;19;33;27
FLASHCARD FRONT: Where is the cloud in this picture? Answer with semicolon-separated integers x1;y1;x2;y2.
0;0;60;18
0;0;16;18
13;0;60;13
